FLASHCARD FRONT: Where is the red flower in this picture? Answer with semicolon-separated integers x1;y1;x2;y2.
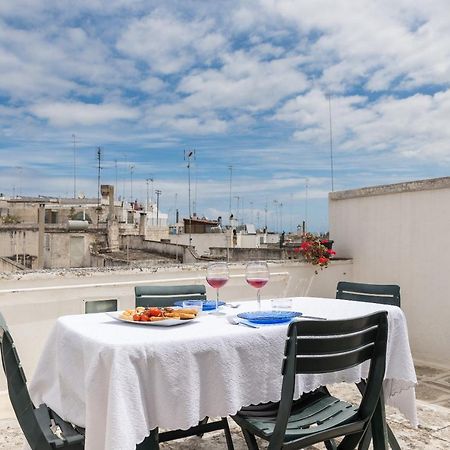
300;241;311;250
320;239;329;244
293;247;301;253
327;249;336;255
318;256;329;265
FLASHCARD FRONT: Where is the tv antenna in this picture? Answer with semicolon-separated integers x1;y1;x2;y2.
328;94;335;192
72;134;80;198
96;148;102;205
184;150;195;246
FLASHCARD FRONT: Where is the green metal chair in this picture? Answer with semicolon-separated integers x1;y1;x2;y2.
231;312;389;450
336;281;400;307
336;281;401;450
0;312;85;450
134;285;233;450
135;284;206;308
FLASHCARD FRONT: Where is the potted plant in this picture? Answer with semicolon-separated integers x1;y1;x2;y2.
294;233;336;273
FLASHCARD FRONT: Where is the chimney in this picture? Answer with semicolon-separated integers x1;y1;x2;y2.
139;212;147;236
101;184;115;220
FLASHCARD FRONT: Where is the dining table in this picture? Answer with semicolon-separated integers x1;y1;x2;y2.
28;297;418;450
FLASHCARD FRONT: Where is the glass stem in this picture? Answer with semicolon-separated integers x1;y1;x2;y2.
216;289;219;310
257;289;261;309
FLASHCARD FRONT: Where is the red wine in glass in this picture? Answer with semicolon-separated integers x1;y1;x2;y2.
246;278;268;289
245;261;270;309
206;262;229;312
207;277;228;289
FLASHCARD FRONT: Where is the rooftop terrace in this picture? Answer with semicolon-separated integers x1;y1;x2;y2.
1;362;449;449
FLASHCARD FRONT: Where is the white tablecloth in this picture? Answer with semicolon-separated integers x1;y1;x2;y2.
29;297;417;450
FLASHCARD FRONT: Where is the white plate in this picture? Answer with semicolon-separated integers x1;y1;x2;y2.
106;311;196;327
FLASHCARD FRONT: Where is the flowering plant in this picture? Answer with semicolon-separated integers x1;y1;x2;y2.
294;233;336;272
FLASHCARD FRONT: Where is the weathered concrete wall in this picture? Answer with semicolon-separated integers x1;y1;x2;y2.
0;228;101;269
210;247;285;261
169;232;229;256
127;235;188;262
329;176;450;367
0;229;37;262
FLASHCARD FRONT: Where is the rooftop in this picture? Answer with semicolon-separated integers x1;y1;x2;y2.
1;363;449;449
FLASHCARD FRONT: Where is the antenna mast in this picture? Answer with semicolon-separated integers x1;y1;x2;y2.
328;94;335;192
184;150;195;247
72;134;78;198
96;147;102;207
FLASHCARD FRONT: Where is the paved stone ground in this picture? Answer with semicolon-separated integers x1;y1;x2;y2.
1;364;449;449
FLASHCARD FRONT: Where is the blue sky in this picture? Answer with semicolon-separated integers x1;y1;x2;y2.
1;0;449;232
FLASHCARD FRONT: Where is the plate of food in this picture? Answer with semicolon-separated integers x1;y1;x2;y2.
237;310;302;324
108;306;198;326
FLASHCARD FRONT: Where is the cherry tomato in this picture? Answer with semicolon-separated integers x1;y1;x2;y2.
133;314;141;321
140;315;149;321
148;308;162;317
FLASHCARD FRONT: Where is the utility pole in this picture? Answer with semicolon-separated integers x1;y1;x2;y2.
184;150;195;246
273;200;279;233
155;189;162;227
114;159;118;201
72;134;78;198
96;147;102;227
328;94;335;192
96;147;102;207
234;196;240;224
280;202;283;231
264;199;268;231
129;164;135;203
305;178;309;233
146;178;153;211
228;165;233;223
174;193;178;225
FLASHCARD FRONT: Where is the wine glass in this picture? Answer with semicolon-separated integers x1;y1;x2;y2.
245;261;269;309
206;262;229;312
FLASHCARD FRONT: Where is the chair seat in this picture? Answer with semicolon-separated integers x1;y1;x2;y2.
235;392;361;442
34;404;84;448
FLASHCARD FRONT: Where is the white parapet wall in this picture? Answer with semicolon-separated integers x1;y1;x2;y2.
329;176;450;368
0;259;352;419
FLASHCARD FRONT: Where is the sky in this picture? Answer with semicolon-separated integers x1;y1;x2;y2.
1;0;449;232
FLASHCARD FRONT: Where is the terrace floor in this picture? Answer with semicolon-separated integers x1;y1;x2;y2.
1;363;449;449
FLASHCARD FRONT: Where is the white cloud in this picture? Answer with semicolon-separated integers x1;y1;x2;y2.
29;102;140;126
117;11;226;74
274;88;450;161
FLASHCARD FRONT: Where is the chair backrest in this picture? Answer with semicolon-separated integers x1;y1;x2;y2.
135;284;207;308
278;312;388;437
0;313;51;449
336;281;400;307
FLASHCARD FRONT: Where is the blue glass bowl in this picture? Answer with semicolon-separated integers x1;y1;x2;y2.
237;310;302;324
174;300;226;311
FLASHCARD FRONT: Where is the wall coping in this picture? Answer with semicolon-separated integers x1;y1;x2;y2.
329;176;450;201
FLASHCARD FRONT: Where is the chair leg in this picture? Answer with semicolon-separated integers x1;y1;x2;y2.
337;432;363;450
325;438;338;450
197;416;209;437
357;380;400;450
371;397;388;450
221;417;235;450
387;425;401;450
136;428;159;450
241;428;259;450
358;426;372;450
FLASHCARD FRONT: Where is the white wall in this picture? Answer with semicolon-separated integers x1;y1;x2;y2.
329;177;450;367
169;233;230;255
